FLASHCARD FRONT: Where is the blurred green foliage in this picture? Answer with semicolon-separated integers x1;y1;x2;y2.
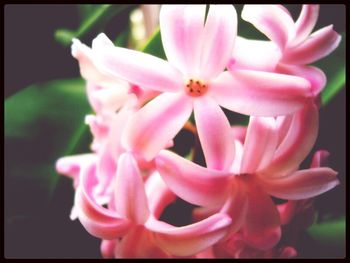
5;79;91;217
55;5;129;46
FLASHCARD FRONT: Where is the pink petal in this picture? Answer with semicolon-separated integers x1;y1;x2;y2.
262;102;318;176
115;226;170;258
211;70;311;116
75;163;131;239
95;142;116;198
193;97;235;171
280;246;298;258
220;180;248;234
159;5;206;76
199;5;237;79
92;33;183;92
230;140;244;174
155;150;231;207
240;117;278;174
259;167;339;200
231;125;247;144
145;172;176;219
275;114;293;148
276;63;326;95
310;150;330;168
146;213;232;257
242;181;281;250
115;153;150;225
71;38;123;86
292;5;319;46
88;84;131;114
192;206;220;223
122;92;193;161
241;5;295;50
101;239;116;259
55;154;97;183
281;25;342;65
231;37;281;72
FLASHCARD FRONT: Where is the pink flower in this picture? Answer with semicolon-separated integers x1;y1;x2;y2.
156;101;339;251
232;5;341;94
72;37;159;113
196;149;329;258
74;153;232;258
92;4;312;162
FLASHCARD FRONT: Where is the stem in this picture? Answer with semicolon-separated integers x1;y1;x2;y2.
183;121;197;134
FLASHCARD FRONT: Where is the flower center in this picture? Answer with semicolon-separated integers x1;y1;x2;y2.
185;79;208;97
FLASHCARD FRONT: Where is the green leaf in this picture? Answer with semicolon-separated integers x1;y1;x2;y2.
316;33;346;106
5;78;91;218
77;4;97;20
141;27;166;59
55;5;130;46
308;216;345;247
114;29;130;47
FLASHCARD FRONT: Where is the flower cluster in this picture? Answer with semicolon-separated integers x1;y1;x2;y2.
56;4;341;258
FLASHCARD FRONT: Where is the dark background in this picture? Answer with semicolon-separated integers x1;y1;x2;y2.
4;4;346;258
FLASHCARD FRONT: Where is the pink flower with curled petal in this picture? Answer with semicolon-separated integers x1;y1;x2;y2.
75;153;232;258
232;4;341;94
156;101;339;251
92;4;312;162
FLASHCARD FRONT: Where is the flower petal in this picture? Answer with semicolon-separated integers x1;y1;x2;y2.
194;97;235;171
146;213;232;257
310;150;329;168
88;83;131;114
259;167;339;200
230;140;244;174
263;102;318;176
276;64;326;96
240;117;278;174
115;226;170;258
75;163;131;239
71;38;123;86
231;37;281;72
199;4;237;79
115;153;150;225
101;239;117;259
275;114;293;147
292;5;319;46
211;70;311;116
242;181;281;250
241;5;295;50
55;154;97;185
92;33;183;92
156;150;231;207
122;92;193;161
160;5;206;76
281;25;342;65
145;172;176;219
231;125;247;144
220;180;248;234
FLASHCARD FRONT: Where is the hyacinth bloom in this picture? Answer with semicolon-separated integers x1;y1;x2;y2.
232;4;341;94
156;101;339;250
73;153;232;258
91;4;312;163
53;4;343;259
